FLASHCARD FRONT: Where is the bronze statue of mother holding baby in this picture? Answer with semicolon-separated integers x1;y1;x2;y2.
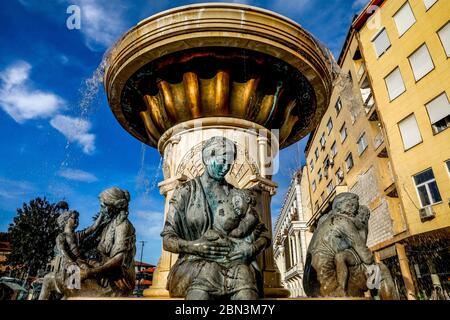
162;136;271;300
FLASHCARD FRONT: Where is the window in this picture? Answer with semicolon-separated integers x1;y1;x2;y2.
438;22;450;57
393;2;416;36
372;28;391;58
327;118;333;134
345;153;354;172
320;191;325;202
331;141;337;158
314;201;319;212
340;124;348;142
446;160;450;176
323;156;330;178
360;77;375;110
310;159;314;171
336;168;344;184
423;0;438;10
335;98;342;115
398;114;422;150
327;180;335;194
315;147;319;160
312;180;317;192
320;133;326;149
385;68;406;101
426;92;450;134
414;168;442;207
357;133;368;155
408;44;434;81
318;169;323;182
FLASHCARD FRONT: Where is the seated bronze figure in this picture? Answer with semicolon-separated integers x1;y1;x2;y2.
162;136;270;300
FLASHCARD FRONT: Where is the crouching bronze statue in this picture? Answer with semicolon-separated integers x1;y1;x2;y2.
303;192;398;299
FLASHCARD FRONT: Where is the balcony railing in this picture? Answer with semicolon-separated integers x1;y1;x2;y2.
285;265;303;280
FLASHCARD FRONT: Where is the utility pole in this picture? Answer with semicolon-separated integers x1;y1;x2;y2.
139;240;147;272
138;240;147;296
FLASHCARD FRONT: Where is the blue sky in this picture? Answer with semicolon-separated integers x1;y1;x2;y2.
0;0;367;265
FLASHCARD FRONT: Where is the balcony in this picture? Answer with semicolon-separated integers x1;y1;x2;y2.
285;265;303;280
374;132;384;150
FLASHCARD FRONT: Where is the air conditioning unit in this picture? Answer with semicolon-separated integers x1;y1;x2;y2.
419;206;435;222
329;159;334;167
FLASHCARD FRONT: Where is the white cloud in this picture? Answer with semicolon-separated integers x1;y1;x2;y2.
0;177;36;200
70;0;127;50
57;168;98;183
0;61;65;123
133;210;164;240
50;115;96;154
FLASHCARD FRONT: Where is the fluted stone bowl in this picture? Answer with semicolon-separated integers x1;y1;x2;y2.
104;3;334;149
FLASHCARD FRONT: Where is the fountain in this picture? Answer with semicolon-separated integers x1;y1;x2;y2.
103;3;334;298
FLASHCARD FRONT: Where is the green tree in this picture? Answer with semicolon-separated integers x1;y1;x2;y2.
7;198;63;277
0;232;9;242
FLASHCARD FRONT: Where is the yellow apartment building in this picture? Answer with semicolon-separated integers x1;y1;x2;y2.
353;0;450;299
304;19;408;297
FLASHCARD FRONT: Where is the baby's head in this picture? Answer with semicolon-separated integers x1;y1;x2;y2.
57;210;79;231
231;188;256;218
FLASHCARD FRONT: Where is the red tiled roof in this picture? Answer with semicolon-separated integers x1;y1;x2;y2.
134;261;155;268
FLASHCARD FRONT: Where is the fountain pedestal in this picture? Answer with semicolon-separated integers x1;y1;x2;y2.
143;118;288;298
104;3;333;299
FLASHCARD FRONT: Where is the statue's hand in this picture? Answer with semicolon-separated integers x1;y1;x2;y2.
187;239;230;260
79;267;92;281
228;241;255;263
76;259;89;270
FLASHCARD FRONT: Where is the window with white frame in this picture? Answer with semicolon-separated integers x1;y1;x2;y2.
423;0;438;10
385;67;406;101
408;44;434;81
413;168;442;207
398;114;422;150
357;132;368;155
372;28;391;58
335;98;342;115
310;159;315;171
340;124;348;142
331;141;337;158
327;118;333;134
446;160;450;176
393;2;416;36
315;147;319;160
327;180;334;194
323;156;330;178
312;180;317;192
345;153;354;172
438;22;450;58
320;133;326;148
336;168;344;184
426;92;450;134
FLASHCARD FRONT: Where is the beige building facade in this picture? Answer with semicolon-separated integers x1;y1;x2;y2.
303;0;450;299
354;0;450;299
